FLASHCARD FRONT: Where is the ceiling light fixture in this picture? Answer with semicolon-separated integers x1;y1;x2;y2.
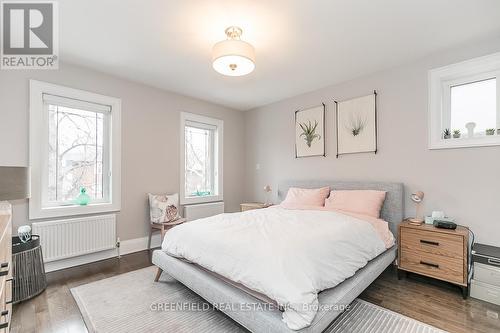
212;26;255;76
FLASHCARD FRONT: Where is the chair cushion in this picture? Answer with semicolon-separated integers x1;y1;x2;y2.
148;193;181;223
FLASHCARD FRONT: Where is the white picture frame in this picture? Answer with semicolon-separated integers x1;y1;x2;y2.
336;92;377;157
295;104;325;158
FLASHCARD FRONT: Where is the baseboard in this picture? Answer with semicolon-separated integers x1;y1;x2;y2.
44;233;162;273
44;248;119;272
119;233;161;256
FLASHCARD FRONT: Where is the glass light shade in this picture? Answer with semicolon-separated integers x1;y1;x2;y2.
212;39;255;76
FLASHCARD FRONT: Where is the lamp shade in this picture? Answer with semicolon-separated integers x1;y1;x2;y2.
410;191;424;203
212;26;255;77
0;166;30;200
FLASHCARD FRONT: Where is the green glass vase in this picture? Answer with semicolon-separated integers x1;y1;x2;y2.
76;187;90;206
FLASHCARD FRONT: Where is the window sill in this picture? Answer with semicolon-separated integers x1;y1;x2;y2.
429;135;500;150
180;195;223;205
29;201;121;220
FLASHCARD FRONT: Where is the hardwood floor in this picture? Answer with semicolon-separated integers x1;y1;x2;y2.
11;251;500;333
11;251;152;333
361;268;500;333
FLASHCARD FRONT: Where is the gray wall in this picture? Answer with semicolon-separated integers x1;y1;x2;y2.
0;63;245;241
244;37;500;246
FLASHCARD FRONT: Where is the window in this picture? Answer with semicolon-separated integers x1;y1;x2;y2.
180;112;223;204
185;124;215;197
30;80;121;219
46;97;108;206
429;52;500;149
450;78;496;135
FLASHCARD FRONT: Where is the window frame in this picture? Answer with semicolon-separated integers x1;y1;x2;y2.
42;95;111;208
180;112;223;205
29;80;121;219
428;52;500;150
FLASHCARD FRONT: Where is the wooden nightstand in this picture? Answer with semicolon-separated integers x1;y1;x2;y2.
240;203;272;212
398;221;469;298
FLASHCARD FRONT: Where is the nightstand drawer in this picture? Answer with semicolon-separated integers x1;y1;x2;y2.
0;221;11;274
400;248;464;284
400;228;464;259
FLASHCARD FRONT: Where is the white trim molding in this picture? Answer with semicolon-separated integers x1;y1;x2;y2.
179;112;223;205
29;80;122;219
428;52;500;150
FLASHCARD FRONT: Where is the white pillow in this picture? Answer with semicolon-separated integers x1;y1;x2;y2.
148;193;181;223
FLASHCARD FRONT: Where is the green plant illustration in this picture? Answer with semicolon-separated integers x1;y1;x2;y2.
299;120;321;147
346;113;367;136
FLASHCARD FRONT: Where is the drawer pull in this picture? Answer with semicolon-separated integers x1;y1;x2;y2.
420;260;439;268
487;258;500;266
0;310;8;329
420;239;439;246
0;262;9;276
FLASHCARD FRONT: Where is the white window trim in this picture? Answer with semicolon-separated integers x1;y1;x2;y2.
180;112;223;205
428;52;500;150
29;80;121;219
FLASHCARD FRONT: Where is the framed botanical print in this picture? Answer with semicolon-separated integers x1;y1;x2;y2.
335;91;377;157
295;103;325;158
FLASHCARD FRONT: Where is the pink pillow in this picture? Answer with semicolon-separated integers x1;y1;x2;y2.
281;187;330;208
325;190;386;218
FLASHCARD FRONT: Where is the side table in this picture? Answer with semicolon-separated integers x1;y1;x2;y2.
12;235;47;303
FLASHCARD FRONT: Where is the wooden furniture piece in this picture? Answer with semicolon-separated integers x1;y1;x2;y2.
398;221;469;298
0;205;12;332
240;202;271;212
12;235;46;304
147;218;186;251
150;218;187;281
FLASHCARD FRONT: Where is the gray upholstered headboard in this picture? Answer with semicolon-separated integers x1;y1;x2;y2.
277;180;404;237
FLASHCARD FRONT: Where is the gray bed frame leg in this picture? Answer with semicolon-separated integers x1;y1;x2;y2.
154;267;163;282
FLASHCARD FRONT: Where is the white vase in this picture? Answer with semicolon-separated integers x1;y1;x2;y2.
465;122;476;138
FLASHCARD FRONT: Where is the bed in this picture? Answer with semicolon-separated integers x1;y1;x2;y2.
152;180;404;333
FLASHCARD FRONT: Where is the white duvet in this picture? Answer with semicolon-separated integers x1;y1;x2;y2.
162;206;392;330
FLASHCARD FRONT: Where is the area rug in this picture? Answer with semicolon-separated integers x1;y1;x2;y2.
71;266;447;333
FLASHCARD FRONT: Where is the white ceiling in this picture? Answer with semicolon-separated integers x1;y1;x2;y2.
59;0;500;110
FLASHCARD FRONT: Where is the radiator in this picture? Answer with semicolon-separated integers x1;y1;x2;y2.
32;214;116;262
183;202;224;221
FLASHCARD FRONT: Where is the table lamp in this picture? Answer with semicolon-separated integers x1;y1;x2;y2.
0;166;30;210
263;185;272;205
408;191;424;225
